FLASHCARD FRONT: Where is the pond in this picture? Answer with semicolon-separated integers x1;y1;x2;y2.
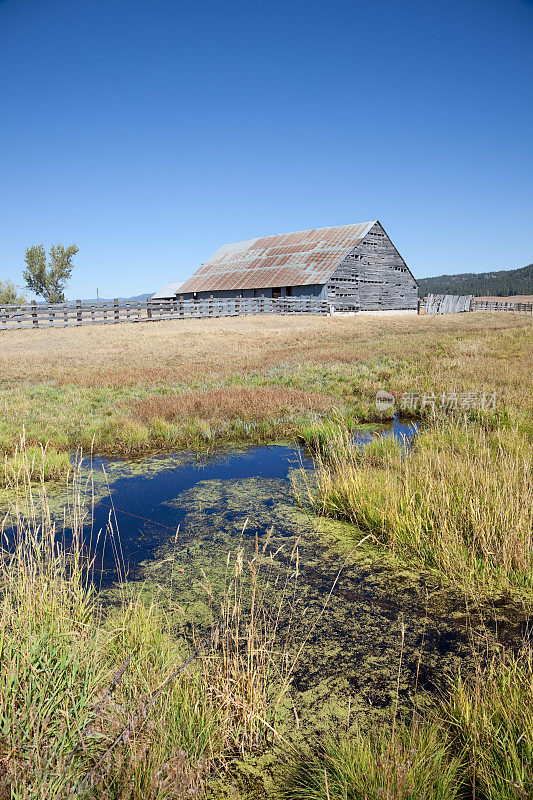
85;417;419;586
6;418;528;759
69;418;527;746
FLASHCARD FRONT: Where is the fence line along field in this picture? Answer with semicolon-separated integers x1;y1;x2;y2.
424;293;533;314
0;296;330;329
1;292;532;331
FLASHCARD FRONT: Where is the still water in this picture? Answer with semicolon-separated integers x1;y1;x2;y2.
85;419;418;583
71;418;526;739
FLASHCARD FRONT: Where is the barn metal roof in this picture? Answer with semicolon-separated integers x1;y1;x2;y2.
179;221;377;293
152;280;184;299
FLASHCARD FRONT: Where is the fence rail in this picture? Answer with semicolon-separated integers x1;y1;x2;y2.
4;294;530;329
424;294;533;315
0;296;331;330
472;299;533;313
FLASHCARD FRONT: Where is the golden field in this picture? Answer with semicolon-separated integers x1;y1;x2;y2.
0;312;531;472
1;312;531;393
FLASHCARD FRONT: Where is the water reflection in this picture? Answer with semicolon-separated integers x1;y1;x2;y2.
354;417;419;448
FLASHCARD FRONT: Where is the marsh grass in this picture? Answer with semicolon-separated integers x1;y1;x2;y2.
282;722;465;800
192;533;299;756
282;640;533;800
299;419;533;595
1;313;531;474
2;437;71;488
0;382;351;486
443;645;533;800
0;445;302;798
130;385;337;424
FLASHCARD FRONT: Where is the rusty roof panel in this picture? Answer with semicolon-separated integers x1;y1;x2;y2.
179;221;377;293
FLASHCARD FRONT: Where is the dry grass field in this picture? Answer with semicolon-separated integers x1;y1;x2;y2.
1;311;531;389
1;313;531;469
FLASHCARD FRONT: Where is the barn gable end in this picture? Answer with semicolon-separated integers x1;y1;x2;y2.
326;222;418;311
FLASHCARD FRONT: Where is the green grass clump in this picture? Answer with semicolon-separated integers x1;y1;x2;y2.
283;723;464;800
0;448;297;798
443;647;533;800
0;526;103;797
0;507;219;798
283;645;533;800
300;419;533;596
3;442;72;487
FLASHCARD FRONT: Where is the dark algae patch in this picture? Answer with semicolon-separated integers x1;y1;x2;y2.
64;433;531;798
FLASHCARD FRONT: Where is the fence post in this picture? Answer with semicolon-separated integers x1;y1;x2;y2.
147;299;152;319
76;299;82;324
31;300;38;327
114;298;119;323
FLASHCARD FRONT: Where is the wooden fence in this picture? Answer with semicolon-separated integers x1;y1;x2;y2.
424;294;533;315
0;296;331;330
472;299;533;313
424;294;474;314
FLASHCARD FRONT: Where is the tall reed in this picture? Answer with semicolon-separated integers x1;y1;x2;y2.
0;444;106;796
443;644;533;800
298;420;533;595
196;532;299;754
0;443;301;797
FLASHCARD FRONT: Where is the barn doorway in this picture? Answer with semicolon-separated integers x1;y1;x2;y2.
272;287;282;299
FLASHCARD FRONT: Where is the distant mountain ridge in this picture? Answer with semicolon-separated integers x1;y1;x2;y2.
69;293;154;303
417;264;533;297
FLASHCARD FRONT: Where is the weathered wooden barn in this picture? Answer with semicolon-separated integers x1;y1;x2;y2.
176;221;418;312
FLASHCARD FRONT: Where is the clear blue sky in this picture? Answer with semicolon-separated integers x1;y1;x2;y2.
1;0;532;299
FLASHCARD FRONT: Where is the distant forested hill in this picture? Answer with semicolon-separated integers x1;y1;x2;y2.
417;263;533;297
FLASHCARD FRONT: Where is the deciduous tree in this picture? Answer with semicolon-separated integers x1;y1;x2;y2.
23;243;79;303
0;279;26;304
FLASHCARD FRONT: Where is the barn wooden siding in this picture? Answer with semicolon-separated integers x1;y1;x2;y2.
326;222;418;311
